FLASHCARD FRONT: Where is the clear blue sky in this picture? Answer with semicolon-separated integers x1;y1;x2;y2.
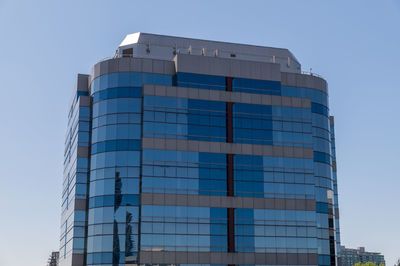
0;0;399;265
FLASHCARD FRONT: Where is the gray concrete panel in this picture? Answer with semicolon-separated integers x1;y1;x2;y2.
142;138;313;159
143;84;311;109
74;199;87;211
141;193;316;211
174;54;281;81
78;95;91;107
70;254;84;266
77;147;89;158
76;74;89;92
281;71;327;92
139;251;318;265
91;57;176;80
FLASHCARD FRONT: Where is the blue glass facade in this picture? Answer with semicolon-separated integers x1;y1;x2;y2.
87;73;172;265
60;36;340;266
60;79;91;265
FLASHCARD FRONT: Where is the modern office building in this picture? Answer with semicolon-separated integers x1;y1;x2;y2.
340;246;385;266
60;32;340;266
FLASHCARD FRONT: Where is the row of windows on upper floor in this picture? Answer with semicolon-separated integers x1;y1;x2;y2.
143;150;314;169
86;179;330;205
89;126;330;153
141;166;315;183
89;194;139;208
68;91;89;125
91;97;331;141
90;72;328;107
141;162;314;179
89;176;315;200
90;112;313;140
144;96;315;119
65;108;90;148
87;170;333;201
91;121;315;144
88;166;316;185
85;154;331;186
85;221;322;250
87;206;319;228
139;236;318;253
142;124;314;148
88;206;138;225
88;149;334;185
89;148;323;169
143;110;311;130
90;119;317;146
92;96;318;122
86;221;320;241
87;234;137;254
90;111;331;143
141;205;317;222
90;166;140;182
90;99;330;150
141;222;319;238
141;178;315;200
91;86;324;120
84;237;330;257
89;177;139;196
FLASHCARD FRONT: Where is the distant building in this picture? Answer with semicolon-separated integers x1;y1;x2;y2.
340;246;385;266
47;251;59;266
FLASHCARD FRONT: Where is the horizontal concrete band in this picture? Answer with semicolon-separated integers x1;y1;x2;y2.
138;251;318;265
91;57;176;82
281;72;327;93
142;138;314;159
77;146;89;158
329;116;335;126
143;84;311;109
76;74;90;92
174;53;282;82
141;193;316;211
91;57;327;92
78;95;90;107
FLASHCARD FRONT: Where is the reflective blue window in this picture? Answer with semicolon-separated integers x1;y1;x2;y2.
140;205;227;252
143;96;226;142
89;195;139;208
175;72;226;91
91;72;172;93
142;149;226;196
233;78;281;95
91;140;141;154
314;151;331;165
93;87;142;102
312;102;329;116
316;202;329;214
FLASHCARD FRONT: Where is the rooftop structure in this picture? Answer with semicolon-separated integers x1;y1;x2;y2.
116;32;302;73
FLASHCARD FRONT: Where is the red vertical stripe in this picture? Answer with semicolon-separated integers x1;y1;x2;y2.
226;77;235;258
